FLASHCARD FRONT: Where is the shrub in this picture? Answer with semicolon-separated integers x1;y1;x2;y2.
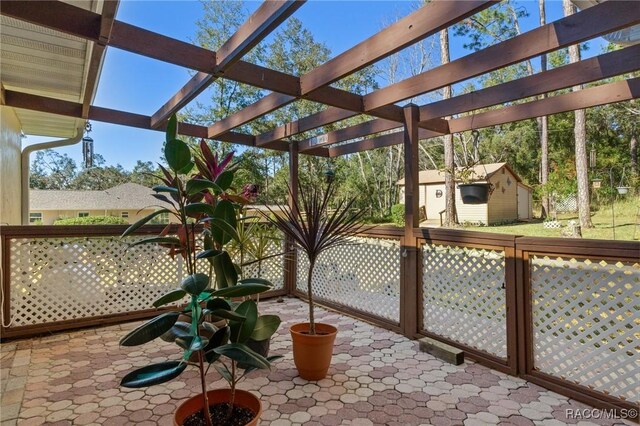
390;204;405;226
54;216;128;225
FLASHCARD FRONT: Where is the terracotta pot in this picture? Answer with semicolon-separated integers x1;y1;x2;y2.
174;389;261;426
290;322;337;380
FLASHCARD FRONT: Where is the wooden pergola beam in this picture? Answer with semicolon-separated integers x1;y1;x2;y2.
150;0;305;128
2;90;328;155
303;43;640;154
299;0;494;95
328;78;640;157
363;0;640;111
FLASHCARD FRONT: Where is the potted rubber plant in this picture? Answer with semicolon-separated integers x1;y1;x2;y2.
118;115;279;426
263;179;366;380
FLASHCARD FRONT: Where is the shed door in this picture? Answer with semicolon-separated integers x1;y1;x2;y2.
517;186;530;220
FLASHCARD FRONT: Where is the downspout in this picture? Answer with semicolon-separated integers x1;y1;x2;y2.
21;125;85;225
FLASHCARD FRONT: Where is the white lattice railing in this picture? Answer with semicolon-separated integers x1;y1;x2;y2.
421;243;507;358
6;233;284;328
530;255;640;403
296;236;401;323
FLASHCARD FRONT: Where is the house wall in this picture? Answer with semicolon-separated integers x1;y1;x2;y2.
30;209;169;225
487;168;519;225
0;107;23;225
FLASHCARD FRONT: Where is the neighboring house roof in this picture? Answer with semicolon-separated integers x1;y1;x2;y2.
30;183;160;211
397;163;523;185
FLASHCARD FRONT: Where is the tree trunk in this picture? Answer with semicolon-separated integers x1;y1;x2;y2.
440;28;457;227
563;0;593;229
539;0;550;218
631;133;638;175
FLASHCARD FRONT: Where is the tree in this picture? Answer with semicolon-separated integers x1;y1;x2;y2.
563;0;593;229
71;154;129;190
538;0;550;218
440;27;457;227
130;161;161;187
30;149;78;189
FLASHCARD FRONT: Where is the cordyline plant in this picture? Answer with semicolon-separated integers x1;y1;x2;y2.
262;180;366;334
118;115;280;426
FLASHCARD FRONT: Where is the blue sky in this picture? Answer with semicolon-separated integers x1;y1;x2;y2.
24;1;607;170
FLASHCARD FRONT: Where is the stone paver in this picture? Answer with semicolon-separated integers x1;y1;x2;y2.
0;298;633;425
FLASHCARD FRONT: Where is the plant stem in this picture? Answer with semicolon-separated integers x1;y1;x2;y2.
308;258;316;335
197;351;213;426
227;360;237;418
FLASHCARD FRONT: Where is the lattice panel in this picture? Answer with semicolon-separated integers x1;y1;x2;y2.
531;255;640;403
8;236;195;327
296;237;400;323
422;244;507;358
236;235;285;291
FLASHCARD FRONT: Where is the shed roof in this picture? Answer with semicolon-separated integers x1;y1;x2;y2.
396;163;522;185
30;183;160;211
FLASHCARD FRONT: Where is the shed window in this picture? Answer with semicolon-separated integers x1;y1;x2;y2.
121;211;129;218
78;212;89;218
29;212;42;223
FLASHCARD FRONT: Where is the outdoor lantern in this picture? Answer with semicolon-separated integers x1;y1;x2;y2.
591;178;602;189
82;121;94;168
324;167;335;184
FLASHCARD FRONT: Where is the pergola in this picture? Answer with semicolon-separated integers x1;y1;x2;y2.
1;1;639;420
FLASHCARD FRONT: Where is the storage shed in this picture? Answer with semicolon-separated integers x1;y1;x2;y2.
397;163;533;225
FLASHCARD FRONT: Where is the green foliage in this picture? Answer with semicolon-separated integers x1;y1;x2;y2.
53;216;128;225
390;204;405;227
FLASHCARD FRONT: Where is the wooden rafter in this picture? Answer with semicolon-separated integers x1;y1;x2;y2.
150;0;305;128
328;78;640;157
363;0;640;111
303;43;640;154
299;0;494;95
258;0;640;149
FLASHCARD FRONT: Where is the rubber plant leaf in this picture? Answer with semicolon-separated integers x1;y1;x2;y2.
250;315;281;341
186;179;223;196
120;361;186;388
166;114;178;142
215;170;234;191
213;343;270;370
175;336;209;351
165;138;191;173
120;312;180;346
205;326;231;363
208;282;271;298
230;300;257;344
211;251;237;289
180;273;210;296
153;289;186;308
121;209;170;237
210;200;236;245
160;321;191;343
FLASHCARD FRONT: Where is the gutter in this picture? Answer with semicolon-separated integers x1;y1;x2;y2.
21;125;85;225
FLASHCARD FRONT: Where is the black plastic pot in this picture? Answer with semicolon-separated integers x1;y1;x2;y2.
238;338;271;369
459;183;491;204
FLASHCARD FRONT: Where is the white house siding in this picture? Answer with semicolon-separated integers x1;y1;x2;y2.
487;168;519;224
0;107;23;225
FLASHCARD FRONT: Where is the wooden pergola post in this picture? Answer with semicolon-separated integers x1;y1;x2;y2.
285;141;299;295
401;104;420;338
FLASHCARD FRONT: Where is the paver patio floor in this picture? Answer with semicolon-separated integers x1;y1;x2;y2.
0;297;631;426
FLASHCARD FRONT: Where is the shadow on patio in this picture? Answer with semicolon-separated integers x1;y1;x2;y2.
1;298;629;426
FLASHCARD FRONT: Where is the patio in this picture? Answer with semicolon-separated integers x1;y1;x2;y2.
2;297;629;426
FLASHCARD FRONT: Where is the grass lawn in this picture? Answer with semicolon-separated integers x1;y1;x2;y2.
463;197;640;241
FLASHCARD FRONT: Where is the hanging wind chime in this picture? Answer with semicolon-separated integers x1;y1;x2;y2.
82;121;94;169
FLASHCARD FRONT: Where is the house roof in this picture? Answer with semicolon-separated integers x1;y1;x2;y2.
30;183;160;211
397;163;522;185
